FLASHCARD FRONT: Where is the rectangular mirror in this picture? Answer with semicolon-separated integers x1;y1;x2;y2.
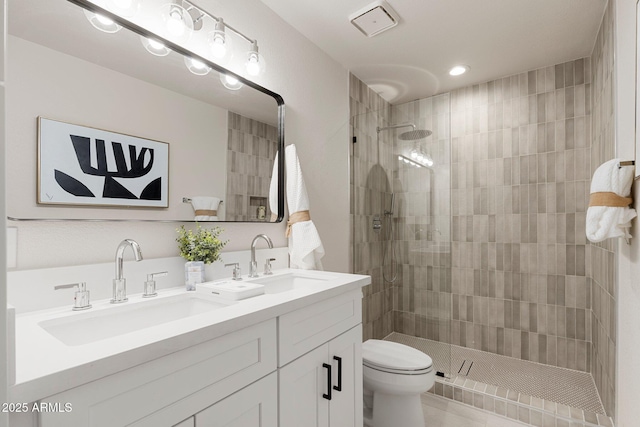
7;0;284;222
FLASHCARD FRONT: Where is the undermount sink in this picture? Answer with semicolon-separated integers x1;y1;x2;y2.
250;272;334;294
39;292;235;346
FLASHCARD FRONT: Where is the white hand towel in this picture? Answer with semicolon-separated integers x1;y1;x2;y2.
586;159;636;242
285;144;325;270
268;152;279;222
191;196;221;221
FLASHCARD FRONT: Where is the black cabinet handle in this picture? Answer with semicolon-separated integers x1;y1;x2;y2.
322;363;332;400
333;356;342;392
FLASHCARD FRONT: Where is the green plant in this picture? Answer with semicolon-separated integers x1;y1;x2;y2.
176;225;228;264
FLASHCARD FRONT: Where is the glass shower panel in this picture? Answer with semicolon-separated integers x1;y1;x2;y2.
388;94;452;377
349;75;452;378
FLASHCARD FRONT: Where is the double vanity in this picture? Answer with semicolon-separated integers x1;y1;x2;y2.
10;264;370;427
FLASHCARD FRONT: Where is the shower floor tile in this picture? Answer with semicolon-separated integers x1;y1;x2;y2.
385;332;605;415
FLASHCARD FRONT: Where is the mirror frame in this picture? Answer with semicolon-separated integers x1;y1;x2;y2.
8;0;285;223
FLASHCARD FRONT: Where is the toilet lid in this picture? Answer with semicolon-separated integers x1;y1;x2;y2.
362;340;433;373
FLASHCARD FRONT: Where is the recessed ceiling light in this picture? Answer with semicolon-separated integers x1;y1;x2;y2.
449;65;469;76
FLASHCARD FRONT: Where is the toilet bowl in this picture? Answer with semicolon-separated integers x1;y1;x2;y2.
362;340;435;427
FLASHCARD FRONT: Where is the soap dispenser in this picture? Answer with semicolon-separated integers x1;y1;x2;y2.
143;271;168;298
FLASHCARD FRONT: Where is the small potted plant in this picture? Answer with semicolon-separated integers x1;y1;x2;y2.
176;225;228;290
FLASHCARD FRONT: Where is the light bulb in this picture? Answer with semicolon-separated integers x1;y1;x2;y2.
96;14;114;25
246;56;260;76
191;59;205;69
167;9;185;36
211;36;227;58
220;74;243;90
410;149;418;159
245;42;265;77
141;37;170;56
184;57;211;76
160;3;193;43
208;19;232;63
417;153;424;161
107;0;140;18
84;9;122;33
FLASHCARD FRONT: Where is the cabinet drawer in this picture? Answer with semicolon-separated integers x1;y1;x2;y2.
279;290;362;366
40;320;277;427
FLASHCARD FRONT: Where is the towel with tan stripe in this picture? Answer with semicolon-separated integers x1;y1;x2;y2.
586;159;636;242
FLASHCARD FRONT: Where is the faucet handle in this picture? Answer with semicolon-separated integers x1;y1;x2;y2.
54;282;91;311
264;258;276;275
144;271;167;298
224;263;242;281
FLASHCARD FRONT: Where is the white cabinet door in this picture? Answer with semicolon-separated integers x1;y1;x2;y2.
279;344;330;427
280;325;363;427
195;372;277;427
328;325;362;427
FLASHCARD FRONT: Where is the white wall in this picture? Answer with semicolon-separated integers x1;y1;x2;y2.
6;0;349;271
615;0;639;425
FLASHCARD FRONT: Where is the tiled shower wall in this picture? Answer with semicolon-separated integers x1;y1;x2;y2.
589;0;616;416
449;58;592;372
349;73;395;341
390;95;453;346
225;112;278;221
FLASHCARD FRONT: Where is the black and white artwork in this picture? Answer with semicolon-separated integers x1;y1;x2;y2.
38;117;169;208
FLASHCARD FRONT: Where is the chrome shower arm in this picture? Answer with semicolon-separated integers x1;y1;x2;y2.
376;123;416;133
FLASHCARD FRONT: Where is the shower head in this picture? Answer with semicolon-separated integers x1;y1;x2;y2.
399;129;432;140
377;123;431;140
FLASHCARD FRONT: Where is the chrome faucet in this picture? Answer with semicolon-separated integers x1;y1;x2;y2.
112;239;143;304
249;234;273;278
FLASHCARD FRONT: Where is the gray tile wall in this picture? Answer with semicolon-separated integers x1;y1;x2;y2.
349;73;395;341
589;0;616;416
449;57;592;372
225;112;278;221
390;95;453;345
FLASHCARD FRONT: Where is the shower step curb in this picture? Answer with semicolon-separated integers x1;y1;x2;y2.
429;375;615;427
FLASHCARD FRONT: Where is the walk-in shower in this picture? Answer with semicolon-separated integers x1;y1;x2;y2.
351;64;610;425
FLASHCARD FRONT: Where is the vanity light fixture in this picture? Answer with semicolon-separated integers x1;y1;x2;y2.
83;0;265;88
185;56;211;75
141;37;171;56
449;65;469;76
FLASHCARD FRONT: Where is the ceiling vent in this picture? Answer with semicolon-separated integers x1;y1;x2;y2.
349;1;400;38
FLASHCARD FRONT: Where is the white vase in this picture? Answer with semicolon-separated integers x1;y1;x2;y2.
184;261;205;291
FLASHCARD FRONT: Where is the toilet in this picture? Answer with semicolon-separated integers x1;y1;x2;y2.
362;340;435;427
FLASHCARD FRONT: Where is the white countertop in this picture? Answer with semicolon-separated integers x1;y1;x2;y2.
10;268;370;403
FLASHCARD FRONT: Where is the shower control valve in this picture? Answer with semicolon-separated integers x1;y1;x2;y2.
372;215;382;232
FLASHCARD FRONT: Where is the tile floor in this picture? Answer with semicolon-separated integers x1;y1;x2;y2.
383;333;615;427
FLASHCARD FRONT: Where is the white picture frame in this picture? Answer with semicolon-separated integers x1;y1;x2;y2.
37;117;169;208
